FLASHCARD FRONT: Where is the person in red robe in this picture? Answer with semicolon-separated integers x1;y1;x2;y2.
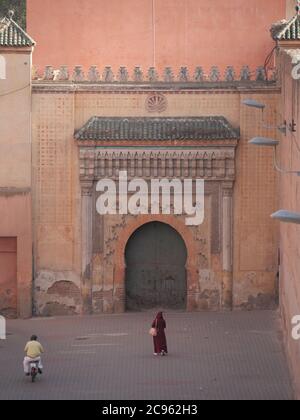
152;312;168;356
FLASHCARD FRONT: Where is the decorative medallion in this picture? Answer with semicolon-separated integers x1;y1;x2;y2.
145;93;168;113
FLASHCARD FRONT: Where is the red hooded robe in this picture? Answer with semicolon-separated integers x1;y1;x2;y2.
152;312;168;354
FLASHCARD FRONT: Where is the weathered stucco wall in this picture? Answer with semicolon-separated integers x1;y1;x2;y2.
286;0;297;18
233;92;279;309
27;0;285;74
31;83;280;316
278;50;300;399
0;192;32;318
0;52;32;188
0;49;33;318
31;90;82;316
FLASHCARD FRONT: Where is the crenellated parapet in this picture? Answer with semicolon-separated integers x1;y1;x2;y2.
32;65;277;84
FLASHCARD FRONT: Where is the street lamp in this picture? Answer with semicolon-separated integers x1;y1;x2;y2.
245;98;300;223
242;99;288;134
249;137;279;147
271;210;300;224
245;100;300;224
242;99;266;109
249;138;300;224
248;137;300;175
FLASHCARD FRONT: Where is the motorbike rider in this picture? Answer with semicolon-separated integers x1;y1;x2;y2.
23;335;44;376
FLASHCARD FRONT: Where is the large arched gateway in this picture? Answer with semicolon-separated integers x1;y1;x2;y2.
125;222;188;311
77;125;239;314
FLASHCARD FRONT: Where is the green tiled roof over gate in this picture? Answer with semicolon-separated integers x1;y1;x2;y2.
271;13;300;41
0;15;35;48
75;117;240;141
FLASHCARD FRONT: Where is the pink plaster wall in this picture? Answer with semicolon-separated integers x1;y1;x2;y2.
286;0;297;18
0;238;17;318
278;50;300;399
27;0;286;73
0;193;32;318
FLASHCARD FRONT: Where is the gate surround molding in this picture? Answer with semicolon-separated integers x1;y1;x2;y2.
77;116;239;312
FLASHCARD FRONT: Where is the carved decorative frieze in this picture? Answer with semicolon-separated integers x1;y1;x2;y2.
225;66;235;82
240;65;251;81
210;66;221;82
73;66;85;82
256;66;266;81
117;67;129;83
44;65;54;81
147;67;159;82
79;148;236;182
179;67;190;82
88;66;100;82
35;65;278;85
103;66;114;83
133;67;143;82
163;67;174;83
194;66;205;82
58;65;69;81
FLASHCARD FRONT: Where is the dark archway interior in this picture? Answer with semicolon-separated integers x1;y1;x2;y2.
125;222;187;311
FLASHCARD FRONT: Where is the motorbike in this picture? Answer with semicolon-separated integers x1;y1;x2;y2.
29;360;40;383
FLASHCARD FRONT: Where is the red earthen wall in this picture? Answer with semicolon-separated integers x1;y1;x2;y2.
27;0;286;73
278;50;300;399
0;193;32;318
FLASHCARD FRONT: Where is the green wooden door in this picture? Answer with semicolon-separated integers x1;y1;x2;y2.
125;222;187;311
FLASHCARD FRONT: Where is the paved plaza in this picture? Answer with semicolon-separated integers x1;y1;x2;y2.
0;310;293;400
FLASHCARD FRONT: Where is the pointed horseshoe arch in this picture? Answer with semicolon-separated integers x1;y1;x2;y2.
125;222;188;310
113;215;199;312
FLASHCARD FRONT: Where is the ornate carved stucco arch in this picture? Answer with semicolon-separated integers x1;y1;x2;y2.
113;214;199;312
78;122;238;313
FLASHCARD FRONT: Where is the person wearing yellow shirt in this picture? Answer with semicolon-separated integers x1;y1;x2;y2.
23;335;44;376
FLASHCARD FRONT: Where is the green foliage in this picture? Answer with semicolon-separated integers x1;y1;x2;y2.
0;0;26;29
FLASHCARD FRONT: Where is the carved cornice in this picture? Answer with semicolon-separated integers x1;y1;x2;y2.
79;147;236;182
77;139;239;148
92;148;235;159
